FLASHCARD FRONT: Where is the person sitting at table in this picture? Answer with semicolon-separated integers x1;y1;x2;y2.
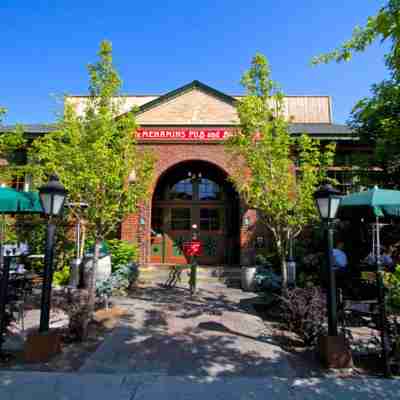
365;245;394;270
332;241;349;290
382;246;394;268
332;241;348;271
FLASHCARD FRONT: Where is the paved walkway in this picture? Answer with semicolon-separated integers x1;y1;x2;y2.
80;282;298;378
2;282;400;398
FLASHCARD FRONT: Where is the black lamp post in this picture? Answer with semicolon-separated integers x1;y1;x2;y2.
314;184;341;336
38;174;67;333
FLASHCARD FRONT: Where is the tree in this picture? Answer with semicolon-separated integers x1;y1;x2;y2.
0;107;5;123
20;41;153;323
349;80;400;185
312;0;400;186
0;106;28;187
312;1;400;78
227;53;335;286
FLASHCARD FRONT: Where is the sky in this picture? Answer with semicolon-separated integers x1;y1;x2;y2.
0;0;391;125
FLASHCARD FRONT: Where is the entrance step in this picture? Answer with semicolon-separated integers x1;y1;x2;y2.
138;265;242;286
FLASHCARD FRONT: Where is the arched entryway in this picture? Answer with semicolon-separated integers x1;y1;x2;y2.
150;160;240;265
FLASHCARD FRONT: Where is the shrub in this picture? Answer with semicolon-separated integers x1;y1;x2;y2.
53;289;90;342
255;254;267;266
96;262;139;298
106;239;138;271
385;265;400;311
255;267;282;292
53;265;71;286
279;287;327;347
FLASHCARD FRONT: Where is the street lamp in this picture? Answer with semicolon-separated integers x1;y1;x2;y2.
38;174;67;332
314;184;341;336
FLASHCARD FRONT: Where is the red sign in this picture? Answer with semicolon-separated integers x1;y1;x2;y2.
183;240;203;257
137;129;231;141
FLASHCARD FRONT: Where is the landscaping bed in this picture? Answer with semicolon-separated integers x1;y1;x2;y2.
252;291;400;378
0;300;126;372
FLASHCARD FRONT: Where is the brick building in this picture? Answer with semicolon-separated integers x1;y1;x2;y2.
79;80;354;267
3;80;359;267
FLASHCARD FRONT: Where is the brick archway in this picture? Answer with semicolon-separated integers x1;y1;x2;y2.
149;144;235;186
122;144;246;265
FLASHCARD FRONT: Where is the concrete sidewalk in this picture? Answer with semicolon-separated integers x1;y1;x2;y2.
2;283;398;399
0;371;399;399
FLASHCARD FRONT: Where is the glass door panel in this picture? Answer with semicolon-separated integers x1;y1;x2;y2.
198;207;225;265
150;207;165;263
165;207;191;264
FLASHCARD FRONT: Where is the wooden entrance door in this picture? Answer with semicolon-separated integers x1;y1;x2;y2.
195;205;225;265
164;206;192;264
150;165;239;266
151;204;226;265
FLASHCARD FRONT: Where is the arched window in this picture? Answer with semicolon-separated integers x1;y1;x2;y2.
199;178;221;200
169;178;193;200
167;177;223;201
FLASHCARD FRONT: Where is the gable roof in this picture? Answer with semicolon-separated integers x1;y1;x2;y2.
0;124;56;136
136;80;237;116
1;122;354;141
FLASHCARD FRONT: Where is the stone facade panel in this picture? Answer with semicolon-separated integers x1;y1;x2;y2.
136;89;239;125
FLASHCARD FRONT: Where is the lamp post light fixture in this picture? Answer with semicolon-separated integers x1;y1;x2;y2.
314;184;341;336
38;174;67;333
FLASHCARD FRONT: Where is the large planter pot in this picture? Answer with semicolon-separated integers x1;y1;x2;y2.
318;334;353;369
241;266;257;291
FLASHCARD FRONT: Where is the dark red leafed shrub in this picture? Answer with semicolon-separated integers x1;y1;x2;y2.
279;287;327;347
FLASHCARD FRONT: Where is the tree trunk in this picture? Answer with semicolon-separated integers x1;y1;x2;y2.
87;239;100;316
275;237;288;288
281;256;288;288
81;239;100;339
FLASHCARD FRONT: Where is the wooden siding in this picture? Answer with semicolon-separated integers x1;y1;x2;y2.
66;91;332;124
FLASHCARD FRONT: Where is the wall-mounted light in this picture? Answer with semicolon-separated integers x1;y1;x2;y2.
140;217;145;225
128;169;137;184
188;171;202;182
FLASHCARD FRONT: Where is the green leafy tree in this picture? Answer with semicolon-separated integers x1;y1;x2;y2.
0;124;27;186
312;1;400;77
312;0;400;186
24;41;154;322
227;53;335;286
0;107;6;123
349;80;400;185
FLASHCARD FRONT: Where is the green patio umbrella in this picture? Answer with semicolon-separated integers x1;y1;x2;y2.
338;186;400;220
337;185;400;377
0;187;43;214
0;187;43;266
0;188;43;358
